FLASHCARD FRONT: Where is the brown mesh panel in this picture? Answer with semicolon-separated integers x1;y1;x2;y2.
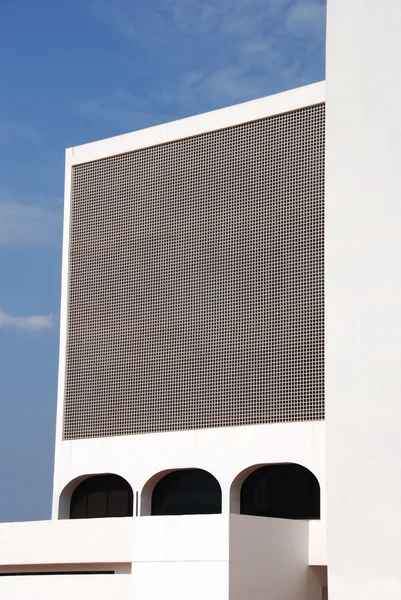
64;104;325;439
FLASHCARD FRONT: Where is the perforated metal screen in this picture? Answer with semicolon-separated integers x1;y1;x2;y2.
64;103;325;440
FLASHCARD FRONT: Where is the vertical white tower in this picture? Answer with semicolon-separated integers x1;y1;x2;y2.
326;1;401;597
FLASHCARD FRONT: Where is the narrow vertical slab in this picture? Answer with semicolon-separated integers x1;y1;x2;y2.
229;515;310;600
325;1;401;597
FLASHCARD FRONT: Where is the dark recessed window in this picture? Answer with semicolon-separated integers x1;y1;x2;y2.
70;475;133;519
240;464;320;520
151;469;221;516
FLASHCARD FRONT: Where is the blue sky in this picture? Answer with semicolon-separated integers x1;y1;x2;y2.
0;0;326;522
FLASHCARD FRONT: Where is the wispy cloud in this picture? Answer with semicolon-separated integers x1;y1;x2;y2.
0;194;62;248
285;0;326;39
83;0;326;126
76;89;162;129
88;0;175;45
0;308;53;332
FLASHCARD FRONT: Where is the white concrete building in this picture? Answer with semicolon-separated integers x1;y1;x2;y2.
1;2;401;598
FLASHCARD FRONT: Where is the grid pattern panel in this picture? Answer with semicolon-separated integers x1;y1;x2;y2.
64;104;325;439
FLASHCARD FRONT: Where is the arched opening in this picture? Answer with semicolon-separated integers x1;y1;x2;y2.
70;474;133;519
151;469;222;516
240;463;320;520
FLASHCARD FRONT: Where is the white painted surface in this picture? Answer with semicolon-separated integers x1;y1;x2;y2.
0;516;229;600
0;518;133;565
0;515;323;599
229;514;310;600
54;421;325;514
309;520;327;566
0;515;228;566
0;568;227;600
325;0;401;597
0;575;133;600
133;515;229;562
131;562;228;600
52;421;326;564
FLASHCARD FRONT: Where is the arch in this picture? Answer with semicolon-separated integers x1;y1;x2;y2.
140;469;172;516
150;469;222;516
66;474;133;519
234;463;320;520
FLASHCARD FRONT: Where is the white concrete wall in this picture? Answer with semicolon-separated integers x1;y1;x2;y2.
0;516;230;599
52;421;326;564
229;514;315;600
325;0;401;597
0;575;133;600
0;515;323;599
308;521;326;567
0;569;228;600
131;562;228;600
0;518;134;565
0;515;228;566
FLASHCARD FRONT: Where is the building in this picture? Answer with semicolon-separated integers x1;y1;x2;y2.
1;2;401;598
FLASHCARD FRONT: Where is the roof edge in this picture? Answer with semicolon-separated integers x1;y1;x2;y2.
67;80;325;166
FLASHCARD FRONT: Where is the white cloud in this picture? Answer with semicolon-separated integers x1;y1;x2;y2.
0;309;53;332
285;0;326;39
84;0;326;126
0;195;62;248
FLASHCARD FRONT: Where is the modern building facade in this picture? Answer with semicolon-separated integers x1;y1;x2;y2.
0;81;328;600
1;2;401;598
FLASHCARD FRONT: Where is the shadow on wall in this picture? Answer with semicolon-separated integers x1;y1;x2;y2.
232;463;320;520
60;474;133;519
150;469;222;516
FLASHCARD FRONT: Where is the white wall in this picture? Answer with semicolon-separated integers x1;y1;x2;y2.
0;515;322;599
309;521;326;567
131;562;228;600
0;516;230;600
52;421;326;564
0;518;134;565
0;568;228;600
0;515;228;567
0;575;133;600
325;0;401;597
54;422;325;518
229;514;318;600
